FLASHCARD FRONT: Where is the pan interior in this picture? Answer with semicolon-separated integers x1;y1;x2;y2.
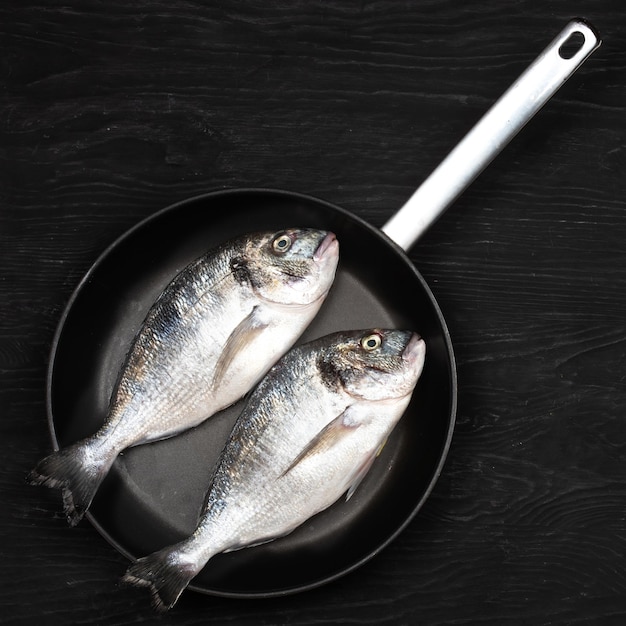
48;189;455;597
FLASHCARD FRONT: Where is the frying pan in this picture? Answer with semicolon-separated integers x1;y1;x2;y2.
46;20;600;598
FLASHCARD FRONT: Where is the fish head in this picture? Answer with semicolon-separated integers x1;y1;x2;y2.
321;329;426;402
238;229;339;307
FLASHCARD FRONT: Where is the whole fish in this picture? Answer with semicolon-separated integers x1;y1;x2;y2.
123;328;426;611
29;228;339;526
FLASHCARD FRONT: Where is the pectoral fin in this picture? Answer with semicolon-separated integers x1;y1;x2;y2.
281;408;360;477
212;307;267;389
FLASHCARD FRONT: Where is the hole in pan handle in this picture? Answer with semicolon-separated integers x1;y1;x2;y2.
382;18;601;251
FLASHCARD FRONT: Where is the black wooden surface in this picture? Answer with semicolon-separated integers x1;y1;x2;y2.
2;2;625;624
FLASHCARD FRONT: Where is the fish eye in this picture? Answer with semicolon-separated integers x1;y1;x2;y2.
360;333;382;351
272;233;292;254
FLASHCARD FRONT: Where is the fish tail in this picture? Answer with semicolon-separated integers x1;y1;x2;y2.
122;544;201;612
28;438;115;526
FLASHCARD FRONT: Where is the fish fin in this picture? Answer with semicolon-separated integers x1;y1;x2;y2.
28;439;114;526
281;408;361;477
122;545;199;612
345;439;386;501
212;306;267;389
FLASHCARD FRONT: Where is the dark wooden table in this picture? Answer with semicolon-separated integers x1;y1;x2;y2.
3;2;625;624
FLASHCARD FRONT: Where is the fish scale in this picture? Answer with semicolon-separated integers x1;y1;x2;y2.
123;328;426;611
29;228;339;526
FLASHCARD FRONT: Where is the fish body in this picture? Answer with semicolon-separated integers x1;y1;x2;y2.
30;228;339;525
123;328;426;611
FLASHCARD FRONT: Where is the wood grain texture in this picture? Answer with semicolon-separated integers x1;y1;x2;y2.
2;0;625;624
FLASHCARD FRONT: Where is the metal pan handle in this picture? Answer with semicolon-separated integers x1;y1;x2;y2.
381;19;601;251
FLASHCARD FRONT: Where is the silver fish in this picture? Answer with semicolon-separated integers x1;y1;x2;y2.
123;328;426;611
29;228;339;526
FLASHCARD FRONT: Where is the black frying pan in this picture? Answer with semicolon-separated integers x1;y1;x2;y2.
45;21;599;598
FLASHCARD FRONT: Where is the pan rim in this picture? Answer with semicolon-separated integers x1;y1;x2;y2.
44;186;458;598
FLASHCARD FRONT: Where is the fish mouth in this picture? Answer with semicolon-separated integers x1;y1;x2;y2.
313;232;339;262
402;333;426;370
